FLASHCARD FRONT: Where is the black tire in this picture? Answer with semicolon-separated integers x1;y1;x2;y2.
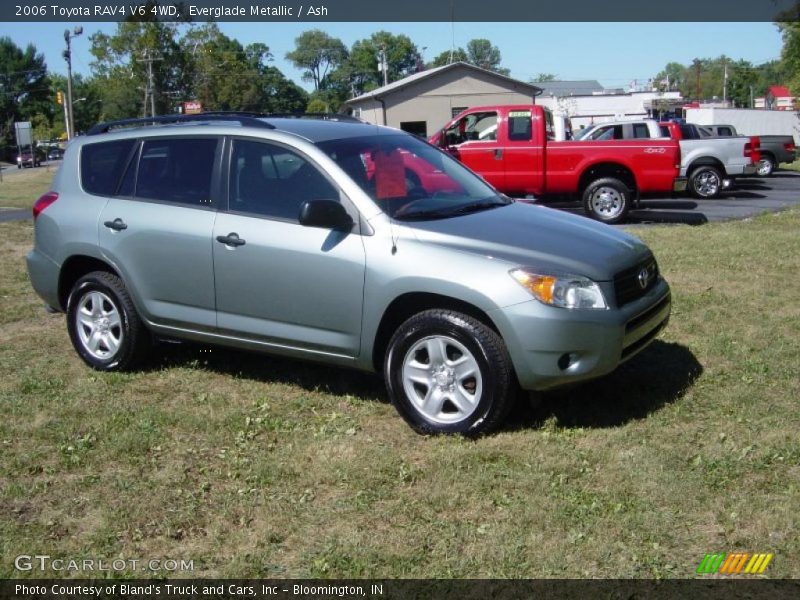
688;165;723;199
756;155;775;177
66;271;150;371
384;309;515;435
582;177;630;224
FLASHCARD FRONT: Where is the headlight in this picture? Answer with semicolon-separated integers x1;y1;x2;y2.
510;269;608;310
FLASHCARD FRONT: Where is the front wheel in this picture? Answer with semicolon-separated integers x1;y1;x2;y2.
689;166;723;199
384;310;515;435
582;177;630;224
66;271;150;371
756;156;775;177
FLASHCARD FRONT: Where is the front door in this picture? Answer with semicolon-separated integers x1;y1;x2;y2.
444;110;505;189
213;138;366;358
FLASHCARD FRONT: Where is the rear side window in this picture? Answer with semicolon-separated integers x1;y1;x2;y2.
81;139;136;196
135;138;218;207
718;126;733;136
508;110;532;141
632;123;651;138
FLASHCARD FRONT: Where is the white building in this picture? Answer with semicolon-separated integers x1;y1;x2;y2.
535;80;684;128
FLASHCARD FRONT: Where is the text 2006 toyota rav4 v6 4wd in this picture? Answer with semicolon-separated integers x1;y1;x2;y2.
27;113;671;435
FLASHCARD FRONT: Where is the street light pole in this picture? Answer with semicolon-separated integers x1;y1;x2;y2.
63;26;83;140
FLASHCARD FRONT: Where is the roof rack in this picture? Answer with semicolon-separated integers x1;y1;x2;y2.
262;113;366;123
86;112;276;136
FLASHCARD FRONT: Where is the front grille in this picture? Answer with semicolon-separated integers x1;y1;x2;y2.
614;256;659;307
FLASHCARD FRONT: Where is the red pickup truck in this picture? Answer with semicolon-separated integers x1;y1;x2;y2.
429;105;686;223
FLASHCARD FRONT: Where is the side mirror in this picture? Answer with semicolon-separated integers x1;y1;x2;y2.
298;199;354;230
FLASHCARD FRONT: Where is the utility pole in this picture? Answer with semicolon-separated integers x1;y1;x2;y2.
378;45;388;86
750;85;754;109
63;26;83;139
723;61;728;105
137;49;163;117
694;60;701;101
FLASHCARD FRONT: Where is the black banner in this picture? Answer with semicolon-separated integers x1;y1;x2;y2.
2;0;800;22
2;579;800;600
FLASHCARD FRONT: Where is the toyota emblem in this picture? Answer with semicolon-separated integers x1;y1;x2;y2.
638;267;650;289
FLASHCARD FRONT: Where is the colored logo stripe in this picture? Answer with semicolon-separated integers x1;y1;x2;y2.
697;553;773;574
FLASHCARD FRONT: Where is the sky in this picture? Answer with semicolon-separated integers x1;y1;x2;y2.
0;21;785;92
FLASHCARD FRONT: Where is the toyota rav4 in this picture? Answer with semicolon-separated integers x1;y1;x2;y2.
27;113;671;435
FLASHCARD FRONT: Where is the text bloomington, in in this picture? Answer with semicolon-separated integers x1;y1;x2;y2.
20;4;328;18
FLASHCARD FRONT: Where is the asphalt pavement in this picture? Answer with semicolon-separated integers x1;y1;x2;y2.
543;169;800;226
2;165;800;225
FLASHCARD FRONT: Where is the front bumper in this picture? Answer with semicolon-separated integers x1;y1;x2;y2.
672;177;688;193
491;278;671;391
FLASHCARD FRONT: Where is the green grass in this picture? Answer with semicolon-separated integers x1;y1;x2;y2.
0;167;56;210
1;206;798;579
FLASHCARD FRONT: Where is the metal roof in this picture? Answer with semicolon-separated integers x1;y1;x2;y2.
344;61;542;104
536;80;605;97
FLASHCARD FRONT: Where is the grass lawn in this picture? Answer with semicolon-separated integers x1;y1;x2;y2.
0;167;57;210
0;199;798;578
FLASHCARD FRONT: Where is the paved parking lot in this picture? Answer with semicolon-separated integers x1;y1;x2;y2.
2;166;800;225
543;169;800;225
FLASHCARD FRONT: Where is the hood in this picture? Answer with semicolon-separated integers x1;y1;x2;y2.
406;202;652;281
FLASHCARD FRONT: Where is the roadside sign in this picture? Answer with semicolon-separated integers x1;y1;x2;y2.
183;101;203;115
14;121;32;148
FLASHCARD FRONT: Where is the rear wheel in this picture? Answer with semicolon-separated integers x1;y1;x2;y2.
66;271;150;371
582;177;630;224
384;309;515;435
756;155;775;177
689;165;723;199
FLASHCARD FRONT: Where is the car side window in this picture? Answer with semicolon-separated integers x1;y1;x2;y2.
719;127;733;136
80;139;137;196
444;111;498;144
632;123;650;139
229;139;339;221
135;138;217;207
508;110;532;141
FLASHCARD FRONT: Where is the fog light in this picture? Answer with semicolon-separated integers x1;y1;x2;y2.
558;353;578;370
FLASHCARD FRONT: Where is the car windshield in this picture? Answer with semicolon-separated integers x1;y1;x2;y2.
316;134;509;220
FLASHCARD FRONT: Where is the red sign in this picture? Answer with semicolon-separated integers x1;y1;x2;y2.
183;101;203;115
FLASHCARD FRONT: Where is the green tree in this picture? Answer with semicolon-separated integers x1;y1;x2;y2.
778;21;800;96
429;48;468;67
89;20;188;119
347;31;421;94
0;37;50;156
465;39;509;75
285;29;348;91
306;98;328;113
530;73;557;83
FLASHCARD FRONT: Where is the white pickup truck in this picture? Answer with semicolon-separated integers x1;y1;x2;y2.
575;119;759;199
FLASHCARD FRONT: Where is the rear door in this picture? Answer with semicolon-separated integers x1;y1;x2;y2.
443;109;505;189
503;109;541;195
97;136;220;331
212;137;366;358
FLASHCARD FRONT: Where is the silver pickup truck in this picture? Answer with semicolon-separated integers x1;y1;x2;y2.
576;120;758;199
698;124;795;176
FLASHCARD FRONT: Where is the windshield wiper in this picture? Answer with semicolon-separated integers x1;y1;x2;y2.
393;197;511;221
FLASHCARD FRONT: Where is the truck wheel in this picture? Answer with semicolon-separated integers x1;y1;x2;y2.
756;155;775;177
582;178;630;224
66;271;150;371
689;166;723;199
384;309;515;436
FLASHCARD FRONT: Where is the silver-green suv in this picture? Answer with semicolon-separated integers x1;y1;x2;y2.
27;113;671;435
